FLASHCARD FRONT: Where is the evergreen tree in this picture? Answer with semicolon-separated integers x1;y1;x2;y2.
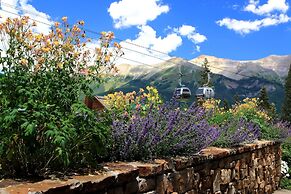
198;58;212;86
258;87;271;110
282;64;291;122
233;94;240;104
258;87;277;118
221;99;230;111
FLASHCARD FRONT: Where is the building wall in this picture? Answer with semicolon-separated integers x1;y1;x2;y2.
84;96;105;110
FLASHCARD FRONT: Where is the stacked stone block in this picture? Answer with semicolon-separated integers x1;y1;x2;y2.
0;141;281;194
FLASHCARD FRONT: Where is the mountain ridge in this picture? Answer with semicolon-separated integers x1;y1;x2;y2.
96;54;289;111
117;54;291;82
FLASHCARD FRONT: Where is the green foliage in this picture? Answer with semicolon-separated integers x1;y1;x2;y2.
281;177;291;190
282;64;291;122
281;136;291;190
0;17;121;177
283;143;291;166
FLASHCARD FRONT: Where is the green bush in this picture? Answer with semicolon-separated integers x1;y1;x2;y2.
280;177;291;190
0;16;122;177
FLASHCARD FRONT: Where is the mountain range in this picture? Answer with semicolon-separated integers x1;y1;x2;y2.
95;55;291;111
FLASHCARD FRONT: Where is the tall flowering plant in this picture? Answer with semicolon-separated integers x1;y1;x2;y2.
0;16;123;177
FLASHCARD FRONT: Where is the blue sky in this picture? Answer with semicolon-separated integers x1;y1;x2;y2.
1;0;291;64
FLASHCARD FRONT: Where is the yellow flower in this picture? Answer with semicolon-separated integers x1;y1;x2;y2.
114;42;121;49
54;22;60;27
37;57;45;64
72;25;80;32
20;58;28;66
104;55;110;62
21;18;28;25
73;52;80;58
53;41;59;46
62;16;68;22
35;34;43;42
57;62;64;69
34;64;41;72
56;28;62;34
41;47;50;52
78;20;85;25
58;34;64;38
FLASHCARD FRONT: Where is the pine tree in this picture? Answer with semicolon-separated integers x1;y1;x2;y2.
198;58;212;86
233;94;240;104
258;87;271;110
258;87;277;118
221;99;230;111
282;64;291;122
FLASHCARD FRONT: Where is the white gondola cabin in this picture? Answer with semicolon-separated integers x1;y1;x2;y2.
174;87;191;99
195;87;215;99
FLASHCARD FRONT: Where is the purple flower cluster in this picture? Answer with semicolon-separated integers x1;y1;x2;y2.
214;118;261;147
273;121;291;141
110;102;220;161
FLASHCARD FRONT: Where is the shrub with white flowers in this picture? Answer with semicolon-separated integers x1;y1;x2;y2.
282;160;290;178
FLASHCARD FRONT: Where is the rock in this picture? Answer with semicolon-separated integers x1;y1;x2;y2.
138;177;156;193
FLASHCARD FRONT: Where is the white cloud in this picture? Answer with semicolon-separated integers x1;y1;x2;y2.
196;45;200;52
217;18;261;34
217;14;290;34
177;25;196;36
188;32;207;44
19;0;53;34
0;0;53;34
244;0;289;16
232;4;240;10
174;25;207;51
217;0;291;34
0;0;18;19
108;0;169;28
117;25;182;65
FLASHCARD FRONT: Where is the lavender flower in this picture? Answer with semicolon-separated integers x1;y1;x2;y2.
272;120;291;141
214;118;260;147
109;102;219;161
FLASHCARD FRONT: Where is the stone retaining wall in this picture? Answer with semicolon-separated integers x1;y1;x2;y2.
0;140;281;194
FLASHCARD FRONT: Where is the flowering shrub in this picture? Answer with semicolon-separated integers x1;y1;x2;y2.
201;98;291;145
109;102;219;160
213;118;260;147
230;98;291;140
282;161;290;178
231;98;271;121
104;86;162;116
0;16;122;177
204;98;269;124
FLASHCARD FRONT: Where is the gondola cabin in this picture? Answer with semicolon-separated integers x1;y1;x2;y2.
195;87;215;99
174;87;191;99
